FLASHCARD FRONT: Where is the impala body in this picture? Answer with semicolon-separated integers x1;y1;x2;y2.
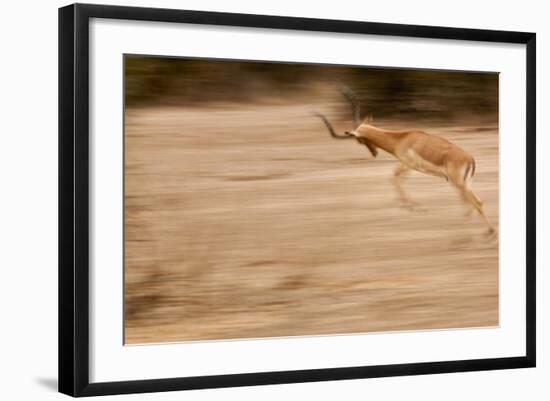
314;89;495;234
350;123;475;185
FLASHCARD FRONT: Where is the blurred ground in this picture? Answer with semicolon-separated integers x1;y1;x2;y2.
124;101;498;344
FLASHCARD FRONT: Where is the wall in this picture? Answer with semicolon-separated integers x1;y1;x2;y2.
0;0;545;399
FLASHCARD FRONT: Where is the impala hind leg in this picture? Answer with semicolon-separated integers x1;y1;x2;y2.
458;186;495;234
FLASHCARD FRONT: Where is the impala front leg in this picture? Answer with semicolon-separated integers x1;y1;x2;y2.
393;164;417;208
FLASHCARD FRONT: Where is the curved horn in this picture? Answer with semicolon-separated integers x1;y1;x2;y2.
313;112;354;140
337;84;361;127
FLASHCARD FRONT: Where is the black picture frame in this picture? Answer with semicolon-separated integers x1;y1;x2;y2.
59;3;536;397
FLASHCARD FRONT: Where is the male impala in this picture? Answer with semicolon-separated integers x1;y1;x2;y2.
314;88;496;234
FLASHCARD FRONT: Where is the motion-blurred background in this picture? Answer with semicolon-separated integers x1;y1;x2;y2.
124;56;498;344
126;56;498;121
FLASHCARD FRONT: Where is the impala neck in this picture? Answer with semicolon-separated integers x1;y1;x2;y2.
356;124;402;154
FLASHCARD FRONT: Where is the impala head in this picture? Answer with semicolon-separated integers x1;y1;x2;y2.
313;84;379;157
345;130;360;138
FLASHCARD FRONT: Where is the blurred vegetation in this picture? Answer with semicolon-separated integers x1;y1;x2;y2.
125;55;498;121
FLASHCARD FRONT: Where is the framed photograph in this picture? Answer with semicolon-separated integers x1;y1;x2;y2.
58;3;536;397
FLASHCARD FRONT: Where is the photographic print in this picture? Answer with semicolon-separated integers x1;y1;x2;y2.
59;5;535;395
123;55;499;345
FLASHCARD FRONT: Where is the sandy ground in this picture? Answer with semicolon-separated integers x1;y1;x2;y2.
124;102;499;344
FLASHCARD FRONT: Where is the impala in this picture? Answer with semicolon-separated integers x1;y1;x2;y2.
314;87;496;234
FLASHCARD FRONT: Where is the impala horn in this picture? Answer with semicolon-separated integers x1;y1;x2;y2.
337;83;362;127
313;112;354;140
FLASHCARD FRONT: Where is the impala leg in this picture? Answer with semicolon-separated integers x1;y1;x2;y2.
459;186;495;234
459;192;475;217
393;164;417;207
